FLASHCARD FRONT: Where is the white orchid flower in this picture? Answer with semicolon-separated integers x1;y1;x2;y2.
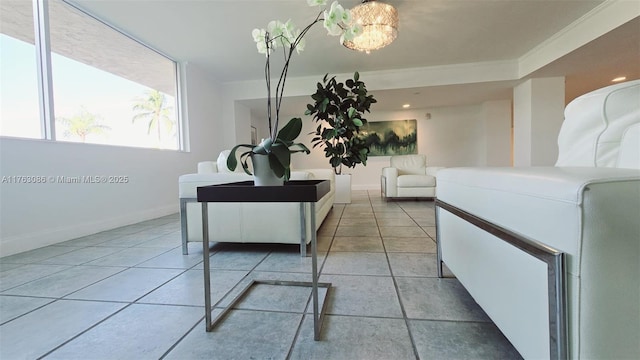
326;1;344;24
323;13;335;34
340;23;362;43
341;8;352;25
253;28;271;55
323;1;346;36
267;20;284;44
252;28;266;43
323;14;341;35
282;19;297;45
324;19;343;36
296;37;306;54
256;40;269;55
248;0;364;152
307;0;327;7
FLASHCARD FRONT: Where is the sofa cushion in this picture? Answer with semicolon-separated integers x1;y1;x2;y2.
397;174;435;187
391;154;427;175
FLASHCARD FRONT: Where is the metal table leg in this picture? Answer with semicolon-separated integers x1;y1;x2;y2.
202;202;212;331
200;200;330;340
309;202;320;340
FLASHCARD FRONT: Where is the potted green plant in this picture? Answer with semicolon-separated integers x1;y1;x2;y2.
305;72;377;175
305;72;376;203
227;0;364;186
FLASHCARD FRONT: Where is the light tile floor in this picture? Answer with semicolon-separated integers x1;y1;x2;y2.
0;190;522;359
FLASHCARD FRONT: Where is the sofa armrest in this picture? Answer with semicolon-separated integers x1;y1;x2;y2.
381;167;398;197
305;169;336;193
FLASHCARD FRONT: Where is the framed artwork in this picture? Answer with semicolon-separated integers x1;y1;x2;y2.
360;119;417;156
251;126;257;145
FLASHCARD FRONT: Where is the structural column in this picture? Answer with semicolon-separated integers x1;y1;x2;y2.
513;77;565;166
481;99;512;166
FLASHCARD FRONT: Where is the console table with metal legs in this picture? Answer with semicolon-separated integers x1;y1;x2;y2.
196;180;331;341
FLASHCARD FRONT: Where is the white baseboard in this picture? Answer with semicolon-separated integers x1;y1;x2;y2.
0;204;179;257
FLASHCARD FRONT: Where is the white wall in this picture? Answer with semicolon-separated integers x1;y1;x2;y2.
482;100;513;166
0;63;222;256
250;107;270;143
290;102;511;190
513;77;565;166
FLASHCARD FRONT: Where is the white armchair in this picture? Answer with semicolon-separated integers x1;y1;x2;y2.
381;154;444;199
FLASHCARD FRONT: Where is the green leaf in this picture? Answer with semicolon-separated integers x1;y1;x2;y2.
353;118;363;127
289;142;311;154
320;98;329;113
234;150;254;176
270;160;286;179
271;142;291;172
276;118;302;142
227;143;254;171
354;71;359;81
348;107;356;119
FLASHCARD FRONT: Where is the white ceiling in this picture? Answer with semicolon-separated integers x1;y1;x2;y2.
66;0;639;111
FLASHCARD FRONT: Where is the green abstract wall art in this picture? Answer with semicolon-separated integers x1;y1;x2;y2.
360;119;417;156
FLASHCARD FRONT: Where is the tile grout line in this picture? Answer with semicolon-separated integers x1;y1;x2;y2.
286;204;343;359
158;244;278;358
34;265;192;359
370;190;421;360
1;221;189;358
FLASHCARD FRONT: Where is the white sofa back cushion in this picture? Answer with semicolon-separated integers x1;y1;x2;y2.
556;79;640;169
216;149;249;173
216;150;233;173
390;154;426;175
619;123;640;169
290;171;314;180
197;161;217;173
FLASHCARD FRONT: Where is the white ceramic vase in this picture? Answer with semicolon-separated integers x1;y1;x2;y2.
251;153;284;186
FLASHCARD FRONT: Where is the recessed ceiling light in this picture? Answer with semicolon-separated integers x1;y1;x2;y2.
402;104;410;108
612;76;627;82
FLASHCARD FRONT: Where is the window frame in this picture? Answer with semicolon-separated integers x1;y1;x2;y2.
1;0;186;151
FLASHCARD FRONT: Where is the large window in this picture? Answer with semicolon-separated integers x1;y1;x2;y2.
0;0;182;150
0;0;41;139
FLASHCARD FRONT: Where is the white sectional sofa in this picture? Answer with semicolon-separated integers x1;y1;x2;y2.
436;80;640;359
178;151;335;256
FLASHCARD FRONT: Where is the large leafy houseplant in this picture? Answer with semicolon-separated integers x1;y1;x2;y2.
306;72;377;175
227;0;363;182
